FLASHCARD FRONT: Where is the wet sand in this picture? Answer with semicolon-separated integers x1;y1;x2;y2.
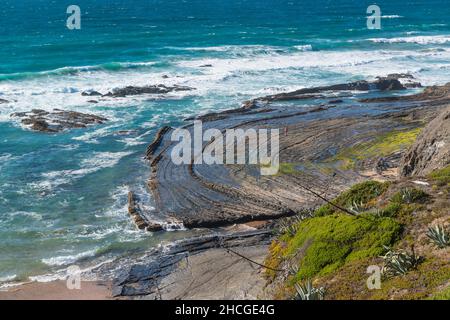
0;281;112;300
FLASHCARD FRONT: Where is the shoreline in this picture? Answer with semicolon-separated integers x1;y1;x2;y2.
2;75;449;300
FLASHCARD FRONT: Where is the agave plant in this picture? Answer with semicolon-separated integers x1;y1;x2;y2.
294;209;315;221
276;220;298;237
294;279;325;300
426;225;449;248
381;246;421;278
367;208;384;218
276;209;314;236
393;187;428;204
348;200;365;215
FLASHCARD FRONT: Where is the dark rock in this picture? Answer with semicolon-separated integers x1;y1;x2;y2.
386;73;415;80
11;109;107;133
0;98;9;104
146;223;164;232
329;99;344;104
104;85;193;98
261;77;413;103
373;78;406;91
360;82;450;104
87;100;98;104
400;105;450;177
128;191;163;232
199;64;213;68
145;126;172;160
81;90;102;96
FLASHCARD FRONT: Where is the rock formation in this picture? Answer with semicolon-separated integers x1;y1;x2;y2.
11;109;107;133
400;105;450;177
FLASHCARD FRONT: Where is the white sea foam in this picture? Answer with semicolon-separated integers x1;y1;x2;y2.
368;35;450;44
380;15;403;19
9;211;43;221
2;42;450;127
41;249;98;266
0;274;17;283
33;151;134;191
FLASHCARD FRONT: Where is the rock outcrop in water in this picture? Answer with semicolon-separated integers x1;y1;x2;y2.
400;105;450;177
259;77;413;103
128;191;163;232
104;84;193;97
81;90;102;96
11;109;107;133
0;98;9;104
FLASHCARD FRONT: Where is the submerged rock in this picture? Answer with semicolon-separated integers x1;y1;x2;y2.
400;105;450;177
11;109;107;133
0;98;9;104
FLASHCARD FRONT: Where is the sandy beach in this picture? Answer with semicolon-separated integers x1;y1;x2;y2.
0;281;112;300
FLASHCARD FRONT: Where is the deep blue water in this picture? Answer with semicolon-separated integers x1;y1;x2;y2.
1;0;450;284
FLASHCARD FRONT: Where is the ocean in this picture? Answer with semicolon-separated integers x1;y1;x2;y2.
1;0;450;284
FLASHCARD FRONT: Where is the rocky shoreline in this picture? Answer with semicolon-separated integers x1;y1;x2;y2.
136;75;444;230
3;76;448;300
107;76;449;300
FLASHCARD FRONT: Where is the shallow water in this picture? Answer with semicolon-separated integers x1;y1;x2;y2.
1;0;450;283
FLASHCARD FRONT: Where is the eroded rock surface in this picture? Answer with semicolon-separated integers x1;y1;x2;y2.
144;78;448;229
400;105;450;177
111;230;271;299
11;109;107;133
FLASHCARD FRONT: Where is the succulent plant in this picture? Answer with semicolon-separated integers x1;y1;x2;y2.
392;187;428;204
368;207;384;218
276;220;298;237
294;279;325;300
381;246;421;278
276;209;314;236
348;200;365;215
426;225;449;248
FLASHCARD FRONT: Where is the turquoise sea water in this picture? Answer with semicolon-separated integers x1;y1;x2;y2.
1;0;450;284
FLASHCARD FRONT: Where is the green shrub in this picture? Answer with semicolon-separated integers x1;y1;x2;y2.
285;214;401;281
390;187;429;204
428;165;450;188
315;181;389;216
380;202;402;217
428;286;450;300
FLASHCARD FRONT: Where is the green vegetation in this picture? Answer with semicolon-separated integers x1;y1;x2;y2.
380;247;422;278
271;214;401;281
426;225;449;249
428;165;450;189
275;161;335;176
294;279;325;300
390;187;429;204
266;178;449;300
315;181;389;216
371;259;450;300
428;286;450;300
330;128;421;169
